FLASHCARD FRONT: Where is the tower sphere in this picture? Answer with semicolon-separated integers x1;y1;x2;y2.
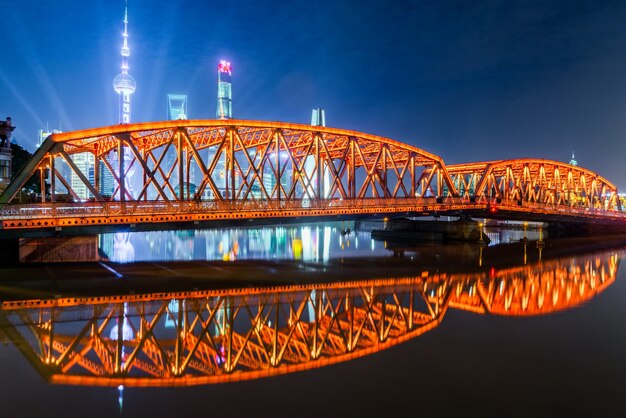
113;73;136;95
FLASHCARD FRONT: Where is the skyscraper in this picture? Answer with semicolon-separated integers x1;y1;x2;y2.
311;108;325;127
167;94;188;120
216;60;232;119
37;127;62;149
167;94;193;191
112;2;136;124
70;153;95;200
306;108;329;198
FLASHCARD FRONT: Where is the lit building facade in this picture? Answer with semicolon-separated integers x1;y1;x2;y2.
167;94;195;195
70;153;95;200
305;108;329;198
216;60;232;119
167;94;188;120
207;60;232;198
0;117;15;193
37;128;62;148
311;108;325;127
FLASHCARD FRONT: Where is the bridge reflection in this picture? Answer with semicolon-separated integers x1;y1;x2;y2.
0;251;618;387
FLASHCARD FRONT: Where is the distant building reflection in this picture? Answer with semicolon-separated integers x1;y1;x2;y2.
99;222;370;263
0;249;618;387
111;232;136;263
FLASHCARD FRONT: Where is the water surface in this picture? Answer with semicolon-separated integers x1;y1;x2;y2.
1;225;625;417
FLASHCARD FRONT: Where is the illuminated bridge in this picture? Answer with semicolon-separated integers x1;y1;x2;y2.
0;120;623;236
0;250;617;386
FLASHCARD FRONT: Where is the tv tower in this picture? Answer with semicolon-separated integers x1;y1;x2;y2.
216;60;232;119
113;1;136;124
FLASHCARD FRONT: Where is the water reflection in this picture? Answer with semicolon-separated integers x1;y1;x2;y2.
0;249;617;387
100;222;374;263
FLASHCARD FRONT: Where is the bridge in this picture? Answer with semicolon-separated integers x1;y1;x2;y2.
0;249;617;386
0;119;623;236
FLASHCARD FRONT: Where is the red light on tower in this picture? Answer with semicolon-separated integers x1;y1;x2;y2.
218;60;231;74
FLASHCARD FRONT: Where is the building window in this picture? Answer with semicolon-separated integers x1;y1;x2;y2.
0;160;10;180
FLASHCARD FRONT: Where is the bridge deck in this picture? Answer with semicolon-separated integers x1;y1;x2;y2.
1;198;625;237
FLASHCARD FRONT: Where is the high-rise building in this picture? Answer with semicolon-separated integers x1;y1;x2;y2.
112;3;136;124
305;108;329;198
37;127;73;196
167;94;188;120
37;128;62;148
311;108;325;127
70;153;95;200
0;117;15;193
216;60;232;119
99;164;115;198
208;60;232;199
167;94;193;192
262;152;290;199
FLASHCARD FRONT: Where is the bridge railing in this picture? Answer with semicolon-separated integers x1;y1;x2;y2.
1;196;625;222
486;198;626;219
0;197;470;220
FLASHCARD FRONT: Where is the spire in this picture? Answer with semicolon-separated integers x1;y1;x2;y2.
113;0;136;124
121;2;130;67
569;151;578;167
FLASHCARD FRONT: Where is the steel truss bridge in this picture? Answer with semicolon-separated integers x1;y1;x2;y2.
0;120;623;235
0;250;617;386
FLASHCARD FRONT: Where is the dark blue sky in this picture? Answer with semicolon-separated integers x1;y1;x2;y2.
2;0;626;187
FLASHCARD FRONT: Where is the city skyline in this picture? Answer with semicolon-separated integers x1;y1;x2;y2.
2;1;626;188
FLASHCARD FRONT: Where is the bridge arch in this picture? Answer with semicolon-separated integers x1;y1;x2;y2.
446;158;621;211
1;123;625;233
0;120;456;204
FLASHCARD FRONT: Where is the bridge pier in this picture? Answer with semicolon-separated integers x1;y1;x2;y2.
19;236;100;263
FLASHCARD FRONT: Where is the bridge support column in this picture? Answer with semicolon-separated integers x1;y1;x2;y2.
39;168;46;203
177;131;184;201
50;154;56;202
349;138;356;198
118;140;125;202
275;130;281;202
410;154;416;197
230;129;236;201
94;157;100;197
315;133;321;199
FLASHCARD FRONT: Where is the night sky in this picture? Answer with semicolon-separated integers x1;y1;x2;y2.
2;0;626;187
